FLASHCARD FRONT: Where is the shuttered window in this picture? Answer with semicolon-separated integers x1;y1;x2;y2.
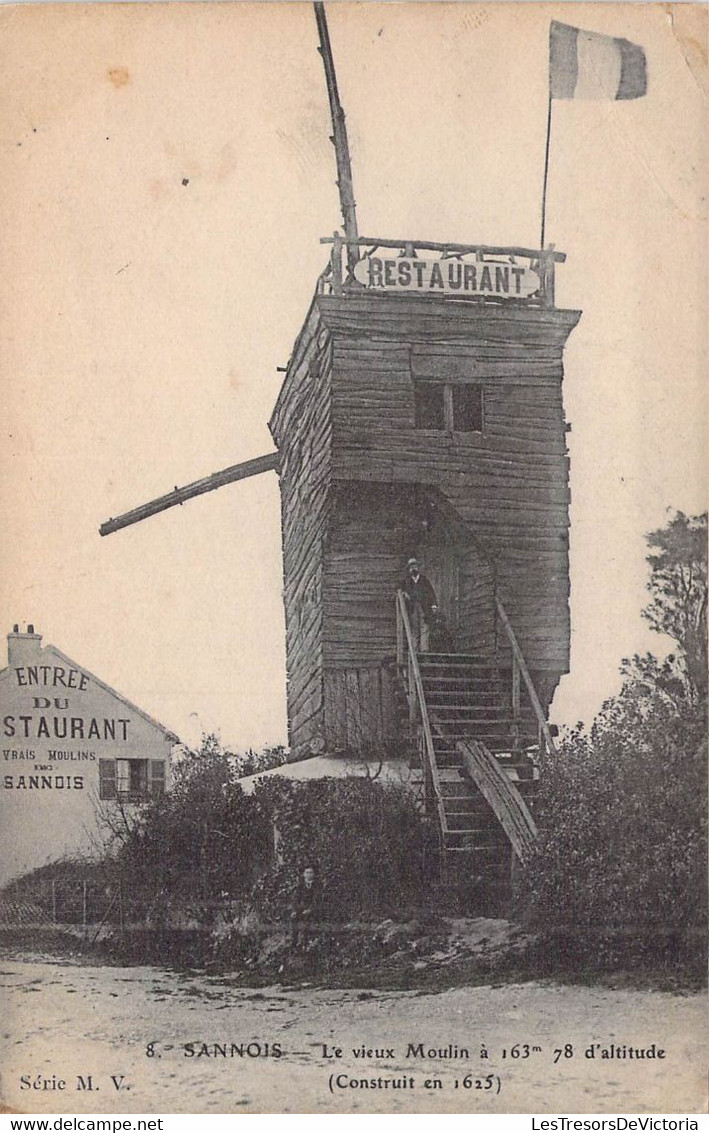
116;759;131;796
99;758;116;800
452;384;483;432
414;382;445;430
414;381;483;433
150;760;166;796
100;758;164;802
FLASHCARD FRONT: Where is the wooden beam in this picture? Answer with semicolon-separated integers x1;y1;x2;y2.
320;235;567;263
314;3;359;275
99;452;279;536
458;738;537;862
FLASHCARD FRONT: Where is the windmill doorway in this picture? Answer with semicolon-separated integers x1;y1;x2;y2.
412;493;496;659
411;545;460;653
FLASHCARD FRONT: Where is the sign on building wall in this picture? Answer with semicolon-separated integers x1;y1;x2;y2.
353;255;541;298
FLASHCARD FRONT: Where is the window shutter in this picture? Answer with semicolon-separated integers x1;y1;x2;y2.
414;382;445;430
150;760;166;796
99;759;117;800
452;384;483;432
134;759;148;796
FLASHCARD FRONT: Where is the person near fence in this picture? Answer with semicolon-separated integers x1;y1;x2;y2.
290;864;323;949
402;557;438;652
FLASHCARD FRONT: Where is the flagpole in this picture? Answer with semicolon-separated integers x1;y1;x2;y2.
540;90;553;249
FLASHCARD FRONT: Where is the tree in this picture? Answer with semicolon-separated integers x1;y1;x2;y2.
642;510;707;701
182;733;288;778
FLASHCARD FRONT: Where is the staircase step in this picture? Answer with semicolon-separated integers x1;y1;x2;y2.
435;739;514;752
445;826;504;841
419;664;498;674
444;840;505;854
445;809;493;819
444;829;507;844
420;675;503;686
446;818;501;833
427;700;504;710
443;715;522;726
424;684;503;695
429;706;505;715
435;734;517;745
438;792;481;805
423;679;501;687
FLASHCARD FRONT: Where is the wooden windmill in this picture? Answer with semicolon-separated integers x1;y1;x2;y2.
101;4;581;884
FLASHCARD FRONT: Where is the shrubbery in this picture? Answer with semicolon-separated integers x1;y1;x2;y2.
109;748;433;922
250;776;435;920
521;510;707;968
523;680;707;936
117;747;271;902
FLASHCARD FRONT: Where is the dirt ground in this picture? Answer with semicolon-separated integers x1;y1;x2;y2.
0;949;706;1115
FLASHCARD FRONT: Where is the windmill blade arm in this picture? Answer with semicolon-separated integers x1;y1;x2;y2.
313;2;359;270
99;451;279;536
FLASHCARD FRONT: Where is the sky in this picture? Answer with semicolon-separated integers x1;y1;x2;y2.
1;2;706;751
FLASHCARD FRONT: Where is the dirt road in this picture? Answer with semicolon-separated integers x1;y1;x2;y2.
1;954;706;1114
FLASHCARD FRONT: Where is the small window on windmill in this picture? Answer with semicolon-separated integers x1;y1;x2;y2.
414;382;445;430
414;380;483;433
452;384;483;432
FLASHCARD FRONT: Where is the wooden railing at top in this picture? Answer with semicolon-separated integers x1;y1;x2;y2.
495;596;558;757
319;234;566;308
395;591;448;840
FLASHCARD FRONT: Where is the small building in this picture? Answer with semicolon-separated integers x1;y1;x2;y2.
0;625;179;885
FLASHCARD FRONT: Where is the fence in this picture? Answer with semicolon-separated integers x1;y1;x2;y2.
0;877;253;939
0;877;150;933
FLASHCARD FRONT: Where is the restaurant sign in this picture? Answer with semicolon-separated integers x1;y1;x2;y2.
353;255;540;299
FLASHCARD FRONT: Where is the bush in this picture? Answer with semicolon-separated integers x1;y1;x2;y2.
111;755;434;923
523;679;707;942
250;777;436;921
117;749;271;902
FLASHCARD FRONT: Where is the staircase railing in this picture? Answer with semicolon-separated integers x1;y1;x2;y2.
495;596;557;757
395;591;448;840
457;738;538;862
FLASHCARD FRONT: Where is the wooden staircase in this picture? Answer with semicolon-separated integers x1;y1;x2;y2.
420;653;539;891
418;653;535;757
396;593;551;898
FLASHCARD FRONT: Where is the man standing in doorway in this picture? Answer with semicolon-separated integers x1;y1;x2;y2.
403;557;438;652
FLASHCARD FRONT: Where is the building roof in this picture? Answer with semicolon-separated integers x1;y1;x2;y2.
236;755;418;795
0;632;180;743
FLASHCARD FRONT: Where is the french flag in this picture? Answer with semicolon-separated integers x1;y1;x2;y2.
550;21;647;100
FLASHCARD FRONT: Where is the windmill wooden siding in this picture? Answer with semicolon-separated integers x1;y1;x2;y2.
269;300;333;751
270;287;580;756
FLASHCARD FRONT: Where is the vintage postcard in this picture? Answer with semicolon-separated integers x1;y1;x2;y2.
0;0;706;1116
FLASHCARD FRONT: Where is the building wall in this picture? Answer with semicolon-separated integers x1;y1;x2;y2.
323;484;411;669
269;301;333;755
0;630;177;886
320;483;497;751
318;293;580;674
